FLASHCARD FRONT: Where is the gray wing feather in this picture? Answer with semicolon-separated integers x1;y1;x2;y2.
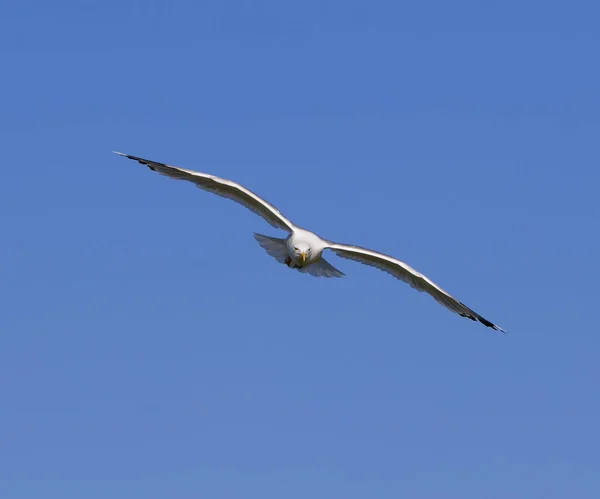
254;233;289;264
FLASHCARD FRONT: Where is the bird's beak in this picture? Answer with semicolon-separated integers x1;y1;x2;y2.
301;252;307;263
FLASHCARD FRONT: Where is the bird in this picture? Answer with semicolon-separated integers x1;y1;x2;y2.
114;151;505;333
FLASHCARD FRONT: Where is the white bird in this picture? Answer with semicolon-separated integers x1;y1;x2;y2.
114;151;505;332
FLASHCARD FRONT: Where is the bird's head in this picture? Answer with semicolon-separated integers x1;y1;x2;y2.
293;243;312;264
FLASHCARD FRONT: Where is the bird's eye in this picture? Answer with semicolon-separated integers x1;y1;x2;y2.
294;246;299;251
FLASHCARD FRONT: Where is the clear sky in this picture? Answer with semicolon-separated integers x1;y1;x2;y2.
2;1;599;498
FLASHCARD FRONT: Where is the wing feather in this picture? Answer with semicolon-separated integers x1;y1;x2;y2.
328;242;505;332
114;152;296;232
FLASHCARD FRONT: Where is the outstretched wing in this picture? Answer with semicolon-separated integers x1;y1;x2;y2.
114;152;296;232
327;242;505;332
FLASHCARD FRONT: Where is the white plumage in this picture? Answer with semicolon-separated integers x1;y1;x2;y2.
114;151;505;332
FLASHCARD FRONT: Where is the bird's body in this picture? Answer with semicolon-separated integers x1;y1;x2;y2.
286;229;327;266
114;151;506;332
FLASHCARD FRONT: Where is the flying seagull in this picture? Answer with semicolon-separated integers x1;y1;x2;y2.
114;151;505;332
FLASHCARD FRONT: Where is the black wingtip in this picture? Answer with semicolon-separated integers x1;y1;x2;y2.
113;151;143;162
459;302;506;333
479;317;507;334
113;151;158;171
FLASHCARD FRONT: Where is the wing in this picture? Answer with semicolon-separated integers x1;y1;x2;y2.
254;233;289;264
327;242;505;332
114;152;296;232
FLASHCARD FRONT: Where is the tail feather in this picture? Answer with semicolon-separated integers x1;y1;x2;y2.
299;257;345;278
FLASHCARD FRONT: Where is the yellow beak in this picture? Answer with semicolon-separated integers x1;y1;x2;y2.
301;252;306;263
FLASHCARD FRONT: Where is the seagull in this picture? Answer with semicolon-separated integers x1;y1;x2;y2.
114;151;505;332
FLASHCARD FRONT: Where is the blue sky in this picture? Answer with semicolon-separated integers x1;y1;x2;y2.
2;1;599;498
